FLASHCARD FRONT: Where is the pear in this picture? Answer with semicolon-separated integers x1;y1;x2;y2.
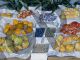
0;46;6;52
6;40;13;47
14;37;22;45
59;45;66;52
65;44;74;52
0;38;5;45
15;45;22;52
23;36;28;41
6;46;15;53
75;42;80;51
11;34;17;40
22;41;29;49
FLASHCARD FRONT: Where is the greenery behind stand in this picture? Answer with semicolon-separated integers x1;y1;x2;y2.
0;0;80;12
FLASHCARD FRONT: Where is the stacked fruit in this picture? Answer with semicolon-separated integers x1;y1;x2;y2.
61;8;79;19
17;10;32;18
0;35;29;52
6;34;29;52
2;19;33;53
3;19;33;35
54;34;80;52
60;21;80;35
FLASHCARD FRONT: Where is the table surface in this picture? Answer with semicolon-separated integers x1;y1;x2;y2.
48;57;80;60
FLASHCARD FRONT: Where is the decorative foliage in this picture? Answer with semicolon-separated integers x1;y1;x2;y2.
0;0;28;11
0;0;79;12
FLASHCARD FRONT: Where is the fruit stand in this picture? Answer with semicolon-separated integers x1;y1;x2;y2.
0;0;80;60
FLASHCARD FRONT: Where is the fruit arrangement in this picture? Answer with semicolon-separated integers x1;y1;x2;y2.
0;10;34;53
17;10;32;18
3;19;33;35
61;8;79;19
6;34;29;52
0;35;29;52
54;34;80;52
60;21;80;35
0;13;12;18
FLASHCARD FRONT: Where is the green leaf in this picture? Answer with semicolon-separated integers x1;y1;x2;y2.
19;0;28;10
35;4;41;10
0;0;76;12
15;0;19;6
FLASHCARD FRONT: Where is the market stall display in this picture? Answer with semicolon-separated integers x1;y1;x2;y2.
1;0;80;60
0;4;80;59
